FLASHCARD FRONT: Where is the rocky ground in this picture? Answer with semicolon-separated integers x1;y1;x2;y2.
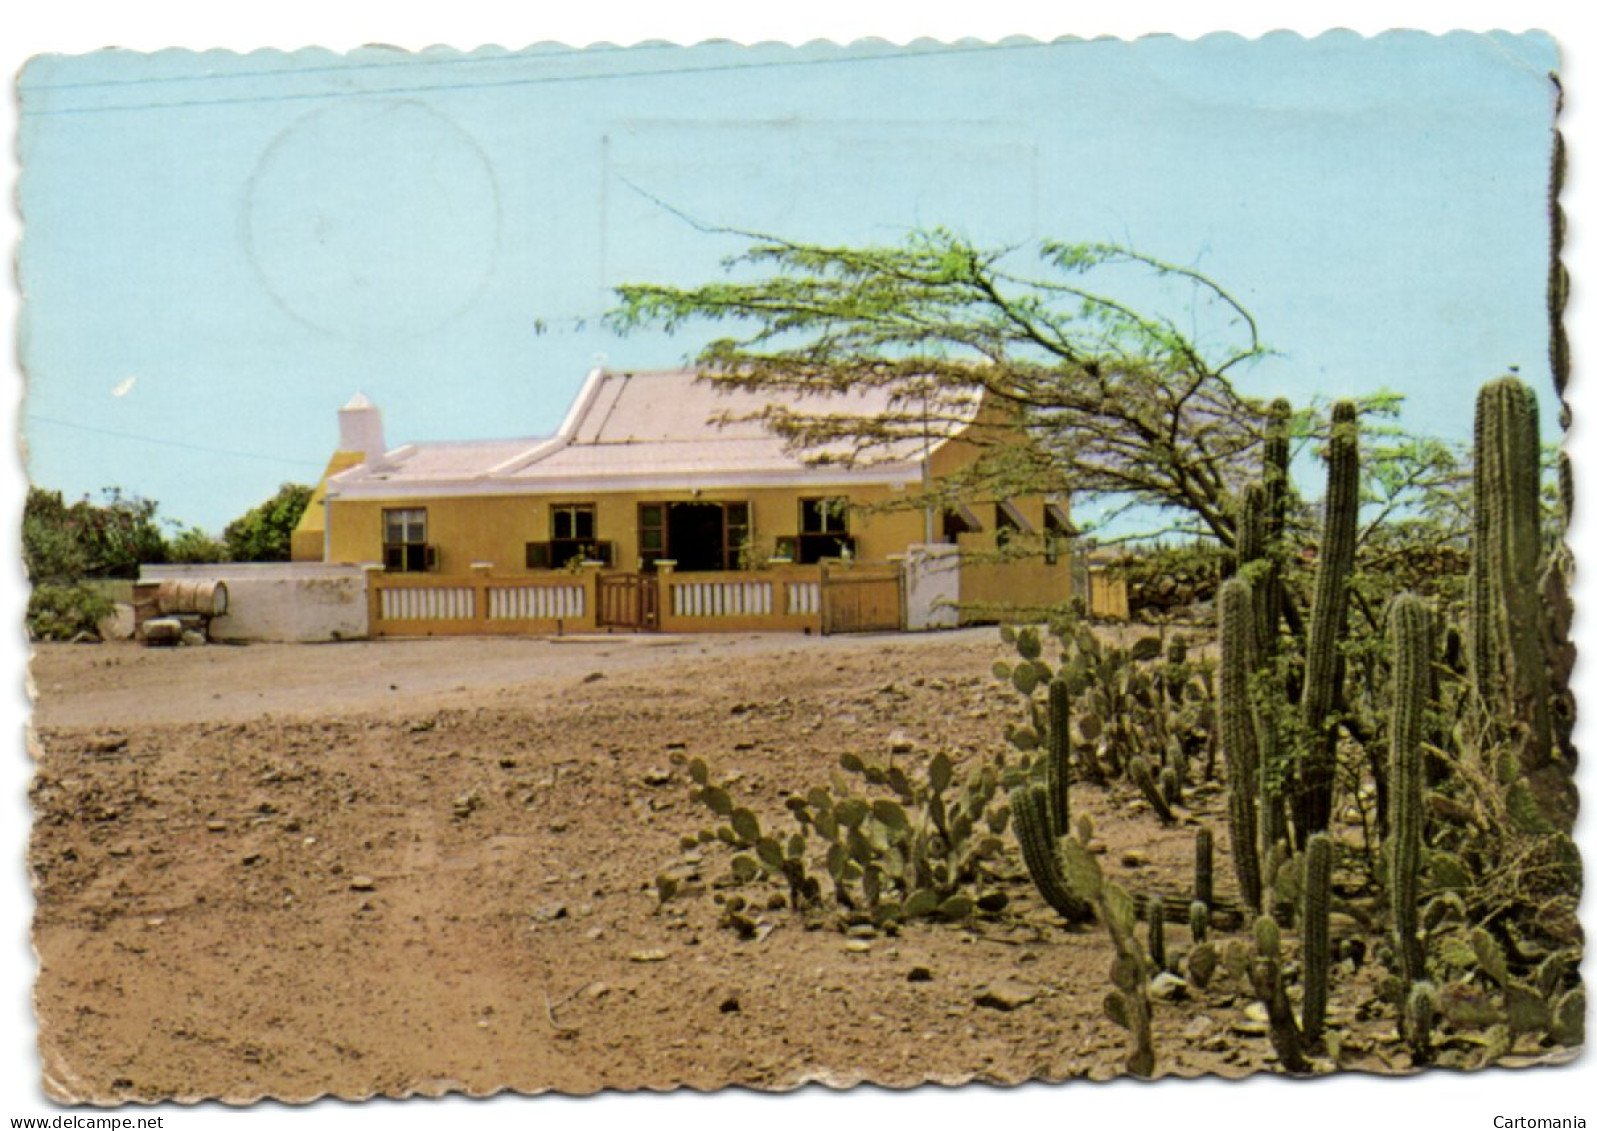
24;629;1572;1104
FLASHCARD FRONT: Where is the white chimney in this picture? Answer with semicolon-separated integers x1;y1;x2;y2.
338;392;386;457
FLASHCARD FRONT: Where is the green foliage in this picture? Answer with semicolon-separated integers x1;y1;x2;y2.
167;525;231;564
24;486;167;639
23;486;166;583
26;582;115;641
610;226;1273;546
223;482;313;562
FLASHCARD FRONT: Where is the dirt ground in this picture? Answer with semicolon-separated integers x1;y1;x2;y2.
23;629;1561;1103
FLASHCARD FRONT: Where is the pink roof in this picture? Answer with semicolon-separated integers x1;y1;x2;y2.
331;368;972;497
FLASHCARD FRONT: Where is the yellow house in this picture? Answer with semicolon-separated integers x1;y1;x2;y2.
293;368;1077;633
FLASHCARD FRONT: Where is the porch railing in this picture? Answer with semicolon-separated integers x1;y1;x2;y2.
657;566;825;633
367;563;879;636
368;570;597;636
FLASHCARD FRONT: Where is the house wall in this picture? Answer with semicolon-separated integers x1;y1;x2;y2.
292;451;368;562
949;494;1075;619
324;484;932;573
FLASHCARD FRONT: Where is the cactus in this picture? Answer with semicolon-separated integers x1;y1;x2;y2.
1159;765;1183;810
1263;398;1293;541
1219;577;1263;914
1194;825;1214;910
1300;832;1333;1046
1067;839;1156;1078
1255;396;1294;642
1044;677;1070;838
1010;782;1092;924
1472;376;1554;771
1406;981;1439;1066
1146;894;1167;972
1189;899;1211;946
1297;400;1359;840
1469;389;1499;706
1388;593;1430;998
1248;913;1312;1075
1130;755;1175;825
1237;482;1268;568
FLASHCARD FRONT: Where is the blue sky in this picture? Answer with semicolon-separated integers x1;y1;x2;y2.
17;30;1562;532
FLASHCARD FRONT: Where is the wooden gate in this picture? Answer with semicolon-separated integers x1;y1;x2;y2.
820;564;904;634
597;572;659;631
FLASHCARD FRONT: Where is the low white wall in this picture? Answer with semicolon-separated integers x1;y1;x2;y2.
141;564;370;642
900;544;961;631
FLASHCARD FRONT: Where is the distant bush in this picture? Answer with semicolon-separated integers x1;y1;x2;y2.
23;486;165;582
223;483;312;562
27;582;115;642
167;526;231;564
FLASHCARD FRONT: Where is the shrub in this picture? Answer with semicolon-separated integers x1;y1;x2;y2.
27;582;115;641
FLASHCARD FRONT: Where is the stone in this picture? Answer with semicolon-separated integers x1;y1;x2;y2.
1149;971;1190;1002
349;875;376;891
907;966;934;983
531;902;568;923
973;980;1041;1011
142;618;182;646
629;949;669;963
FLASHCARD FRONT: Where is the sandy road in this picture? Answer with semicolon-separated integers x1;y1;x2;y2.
27;628;1002;729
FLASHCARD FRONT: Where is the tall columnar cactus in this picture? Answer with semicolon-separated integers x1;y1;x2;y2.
1300;832;1333;1046
1263;398;1293;535
1297;400;1360;840
1388;592;1430;999
1469;391;1499;706
1044;678;1071;838
1011;782;1093;924
1219;576;1263;915
1472;376;1555;772
1261;397;1294;635
1237;482;1268;566
1194;825;1214;910
1146;894;1168;972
